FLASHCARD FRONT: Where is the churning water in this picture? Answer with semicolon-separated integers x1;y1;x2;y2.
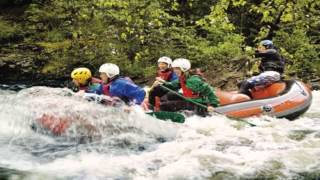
0;86;319;180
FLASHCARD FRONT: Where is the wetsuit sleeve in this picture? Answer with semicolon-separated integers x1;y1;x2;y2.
163;79;180;91
186;76;220;107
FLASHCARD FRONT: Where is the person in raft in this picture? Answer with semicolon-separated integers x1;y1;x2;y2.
98;63;146;106
150;58;219;116
238;40;285;97
148;56;178;108
70;67;103;94
156;56;178;82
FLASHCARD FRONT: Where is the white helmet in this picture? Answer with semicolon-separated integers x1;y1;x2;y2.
158;56;172;66
99;63;120;78
172;58;191;72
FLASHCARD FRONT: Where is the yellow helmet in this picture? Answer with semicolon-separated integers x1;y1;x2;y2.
71;67;92;85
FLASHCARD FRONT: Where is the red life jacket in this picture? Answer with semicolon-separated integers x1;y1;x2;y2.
179;75;199;98
101;82;111;96
157;69;173;81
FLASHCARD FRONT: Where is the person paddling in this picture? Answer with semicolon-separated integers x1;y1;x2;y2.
156;56;178;82
239;40;285;97
148;56;178;108
71;67;103;94
150;58;219;116
99;63;146;105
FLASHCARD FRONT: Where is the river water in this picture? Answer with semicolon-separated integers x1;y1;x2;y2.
0;86;319;180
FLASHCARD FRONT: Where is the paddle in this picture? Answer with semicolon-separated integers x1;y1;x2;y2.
158;84;257;127
84;92;185;123
146;111;185;123
144;83;185;123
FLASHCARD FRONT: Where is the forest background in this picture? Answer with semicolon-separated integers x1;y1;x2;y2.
0;0;319;89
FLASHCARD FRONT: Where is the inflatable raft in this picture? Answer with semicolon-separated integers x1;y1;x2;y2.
32;80;312;136
215;80;312;120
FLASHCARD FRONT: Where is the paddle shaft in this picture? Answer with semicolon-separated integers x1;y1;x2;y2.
159;84;256;127
159;84;208;109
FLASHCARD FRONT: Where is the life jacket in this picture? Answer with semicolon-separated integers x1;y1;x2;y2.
101;76;120;96
157;69;173;81
256;49;285;74
259;61;284;74
101;82;111;96
179;75;200;98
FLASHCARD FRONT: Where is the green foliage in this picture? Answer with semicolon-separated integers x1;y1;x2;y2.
249;0;320;78
0;0;319;83
0;0;31;7
195;0;245;68
0;19;21;42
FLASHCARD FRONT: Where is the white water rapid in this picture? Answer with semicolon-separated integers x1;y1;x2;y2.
0;86;319;179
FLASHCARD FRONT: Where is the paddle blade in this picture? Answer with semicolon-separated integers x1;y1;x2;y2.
146;111;185;123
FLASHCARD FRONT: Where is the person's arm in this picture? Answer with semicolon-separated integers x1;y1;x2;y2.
201;85;220;107
110;80;145;105
255;49;277;58
186;76;219;107
163;79;181;91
